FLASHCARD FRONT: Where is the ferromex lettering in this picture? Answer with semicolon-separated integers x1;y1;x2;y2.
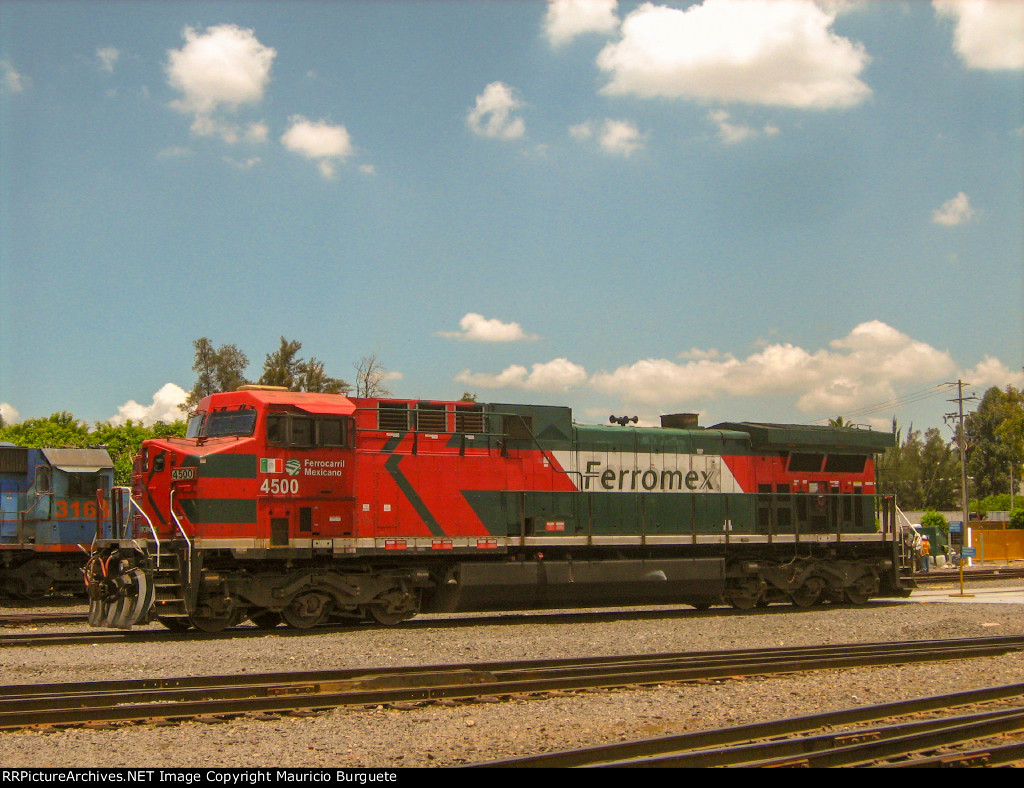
553;451;737;493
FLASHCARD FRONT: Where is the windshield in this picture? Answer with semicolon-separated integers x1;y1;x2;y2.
189;408;257;438
186;413;205;438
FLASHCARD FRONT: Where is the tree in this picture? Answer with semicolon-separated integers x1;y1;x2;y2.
0;412;91;448
185;338;249;410
354;354;391;398
259;337;304;389
877;427;960;510
0;413;186;485
91;419;185;485
965;386;1024;499
297;357;350;394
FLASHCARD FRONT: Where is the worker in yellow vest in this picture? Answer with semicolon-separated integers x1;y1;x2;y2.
918;535;931;573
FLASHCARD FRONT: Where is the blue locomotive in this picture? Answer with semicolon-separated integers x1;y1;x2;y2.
0;443;125;598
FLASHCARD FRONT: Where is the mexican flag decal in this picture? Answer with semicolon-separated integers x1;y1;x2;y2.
260;458;283;473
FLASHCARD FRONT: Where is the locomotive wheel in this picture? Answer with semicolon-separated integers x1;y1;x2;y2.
844;577;875;605
790;578;824;608
190;611;241;633
282;593;332;629
727;581;762;610
249;611;283;629
158;616;192;632
367;605;410;626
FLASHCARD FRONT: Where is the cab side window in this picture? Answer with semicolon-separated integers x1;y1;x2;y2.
266;413;352;448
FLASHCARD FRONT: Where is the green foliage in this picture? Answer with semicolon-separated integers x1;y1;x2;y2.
1010;509;1024;530
877;427;960;509
185;338;250;410
971;493;1012;516
0;412;91;448
259;337;304;389
298;357;349;394
965;386;1024;499
920;509;948;535
0;413;186;486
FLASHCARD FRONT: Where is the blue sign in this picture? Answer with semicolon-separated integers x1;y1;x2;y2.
961;547;976;558
949;521;962;533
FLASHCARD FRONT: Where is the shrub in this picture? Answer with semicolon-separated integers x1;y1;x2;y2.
920;509;949;534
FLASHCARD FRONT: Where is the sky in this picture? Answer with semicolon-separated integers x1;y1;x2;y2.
1;0;1022;437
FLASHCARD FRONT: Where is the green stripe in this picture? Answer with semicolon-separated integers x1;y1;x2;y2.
180;498;257;524
182;454;257;479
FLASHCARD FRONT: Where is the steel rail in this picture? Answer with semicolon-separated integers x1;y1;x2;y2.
602;706;1024;767
881;739;1024;768
1;637;1023;732
0;612;88;627
475;683;1024;768
736;707;1024;768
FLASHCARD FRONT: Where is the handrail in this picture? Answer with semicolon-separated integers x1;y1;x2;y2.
168;488;193;590
129;496;161;568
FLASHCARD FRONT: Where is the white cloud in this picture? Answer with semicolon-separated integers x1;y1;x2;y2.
222;155;262;170
599;119;645;156
569;121;595;141
109;383;188;426
1;60;27;94
456;358;588;392
932;192;977;226
165;24;276;142
590;321;957;415
157;146;193;159
438;313;539;342
281;116;355;178
707;109;780;144
596;0;871;109
467;82;526;140
570;119;646;156
934;0;1024;70
0;402;19;424
963;356;1024;390
544;0;621;47
97;46;120;73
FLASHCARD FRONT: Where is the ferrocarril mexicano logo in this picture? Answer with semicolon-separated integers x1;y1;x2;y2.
552;451;738;494
259;457;346;477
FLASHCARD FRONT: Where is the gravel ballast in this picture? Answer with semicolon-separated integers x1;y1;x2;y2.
1;588;1023;769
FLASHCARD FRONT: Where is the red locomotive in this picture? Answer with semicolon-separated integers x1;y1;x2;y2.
85;386;912;630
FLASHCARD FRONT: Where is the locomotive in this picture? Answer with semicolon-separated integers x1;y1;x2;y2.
1;443;124;598
85;387;913;630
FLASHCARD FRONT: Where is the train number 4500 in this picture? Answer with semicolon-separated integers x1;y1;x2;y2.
260;478;299;495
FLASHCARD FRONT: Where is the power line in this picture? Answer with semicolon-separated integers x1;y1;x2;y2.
812;382;956;424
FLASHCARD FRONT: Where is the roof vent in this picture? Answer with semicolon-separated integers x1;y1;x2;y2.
661;413;699;429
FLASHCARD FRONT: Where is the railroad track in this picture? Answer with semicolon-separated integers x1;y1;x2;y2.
476;683;1024;767
1;636;1023;732
0;568;1017;632
915;567;1024;585
0;611;88;627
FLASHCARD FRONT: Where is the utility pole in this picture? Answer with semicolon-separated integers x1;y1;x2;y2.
945;380;977;596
